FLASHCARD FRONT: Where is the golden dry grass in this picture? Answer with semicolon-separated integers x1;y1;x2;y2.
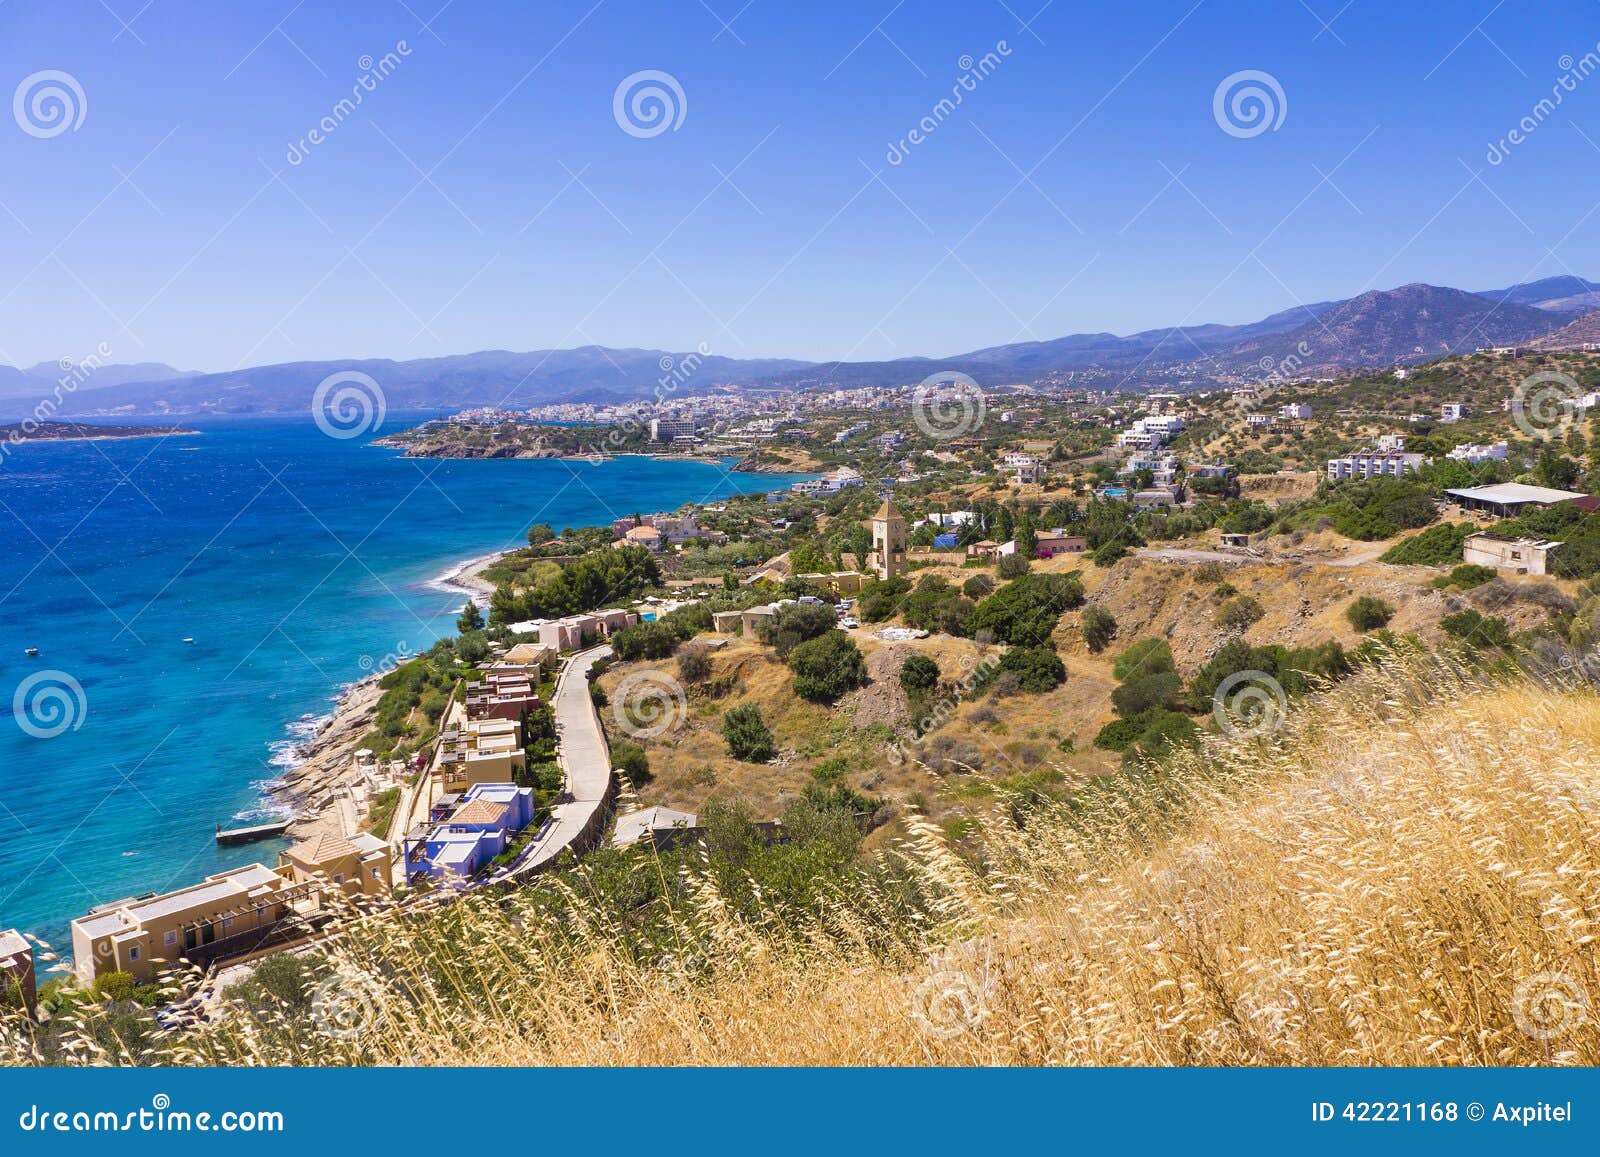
10;654;1600;1066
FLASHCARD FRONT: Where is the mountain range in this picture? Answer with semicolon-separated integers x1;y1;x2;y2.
7;277;1599;418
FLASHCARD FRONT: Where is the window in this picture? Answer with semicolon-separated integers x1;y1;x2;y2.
163;930;177;947
332;873;344;885
220;916;234;933
128;946;140;961
371;867;382;879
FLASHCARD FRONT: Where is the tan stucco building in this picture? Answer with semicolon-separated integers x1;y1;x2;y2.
436;716;524;792
71;863;308;983
279;830;391;897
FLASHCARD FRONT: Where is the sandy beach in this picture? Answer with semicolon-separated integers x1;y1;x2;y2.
428;549;508;606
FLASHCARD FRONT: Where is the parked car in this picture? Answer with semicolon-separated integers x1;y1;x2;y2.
841;617;859;629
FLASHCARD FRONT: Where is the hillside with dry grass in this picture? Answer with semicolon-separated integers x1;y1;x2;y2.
10;655;1598;1067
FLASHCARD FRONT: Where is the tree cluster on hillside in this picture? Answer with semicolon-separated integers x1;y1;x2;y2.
488;547;662;626
968;572;1085;645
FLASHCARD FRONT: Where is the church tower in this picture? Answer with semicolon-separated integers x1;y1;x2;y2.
868;499;906;581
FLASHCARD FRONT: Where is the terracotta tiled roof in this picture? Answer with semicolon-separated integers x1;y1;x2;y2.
288;831;357;865
451;800;509;826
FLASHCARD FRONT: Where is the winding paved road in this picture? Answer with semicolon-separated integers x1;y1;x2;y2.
506;642;615;877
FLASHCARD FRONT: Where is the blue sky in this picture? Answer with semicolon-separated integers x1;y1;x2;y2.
2;0;1599;370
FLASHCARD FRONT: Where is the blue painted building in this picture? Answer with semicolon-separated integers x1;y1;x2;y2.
416;784;537;884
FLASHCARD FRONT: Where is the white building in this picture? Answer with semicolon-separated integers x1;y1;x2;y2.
1439;403;1468;423
1376;434;1409;452
919;511;976;529
1463;533;1561;576
1120;451;1178;486
1446;441;1508;464
649;417;698;442
1116;414;1185;449
1007;455;1046;484
1326;451;1426;481
1245;414;1275;428
1279;403;1312;420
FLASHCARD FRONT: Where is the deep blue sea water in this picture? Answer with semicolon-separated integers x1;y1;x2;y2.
0;414;807;955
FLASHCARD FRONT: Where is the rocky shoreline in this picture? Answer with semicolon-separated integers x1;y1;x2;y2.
267;675;386;841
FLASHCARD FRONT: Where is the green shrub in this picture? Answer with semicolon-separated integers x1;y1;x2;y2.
1081;605;1117;653
1094;707;1195;755
1440;608;1513;649
93;972;137;1003
1433;563;1497;591
1092;540;1130;567
858;576;911;622
1113;637;1175;681
969;572;1085;646
1380;522;1472;566
1215;594;1265;631
899;653;940;692
995;553;1031;579
1186;638;1352;711
790;631;868;702
989;646;1066;694
962;574;995;599
763;603;839;658
722;703;776;761
1345;596;1394;632
1111;671;1184;716
610;620;681;661
611;739;652;787
677;645;713;684
1123;710;1200;764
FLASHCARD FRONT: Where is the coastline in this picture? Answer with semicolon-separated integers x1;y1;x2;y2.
2;428;201;444
428;549;508;605
248;454;805;854
266;674;386;841
262;548;507;841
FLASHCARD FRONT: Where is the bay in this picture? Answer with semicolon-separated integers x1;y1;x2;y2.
0;414;808;950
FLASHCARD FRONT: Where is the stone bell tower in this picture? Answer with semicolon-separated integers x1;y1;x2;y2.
868;499;906;581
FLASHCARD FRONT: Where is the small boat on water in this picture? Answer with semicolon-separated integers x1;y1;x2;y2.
182;637;195;645
24;647;38;657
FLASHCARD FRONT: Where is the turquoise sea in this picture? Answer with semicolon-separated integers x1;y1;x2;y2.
0;414;808;956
